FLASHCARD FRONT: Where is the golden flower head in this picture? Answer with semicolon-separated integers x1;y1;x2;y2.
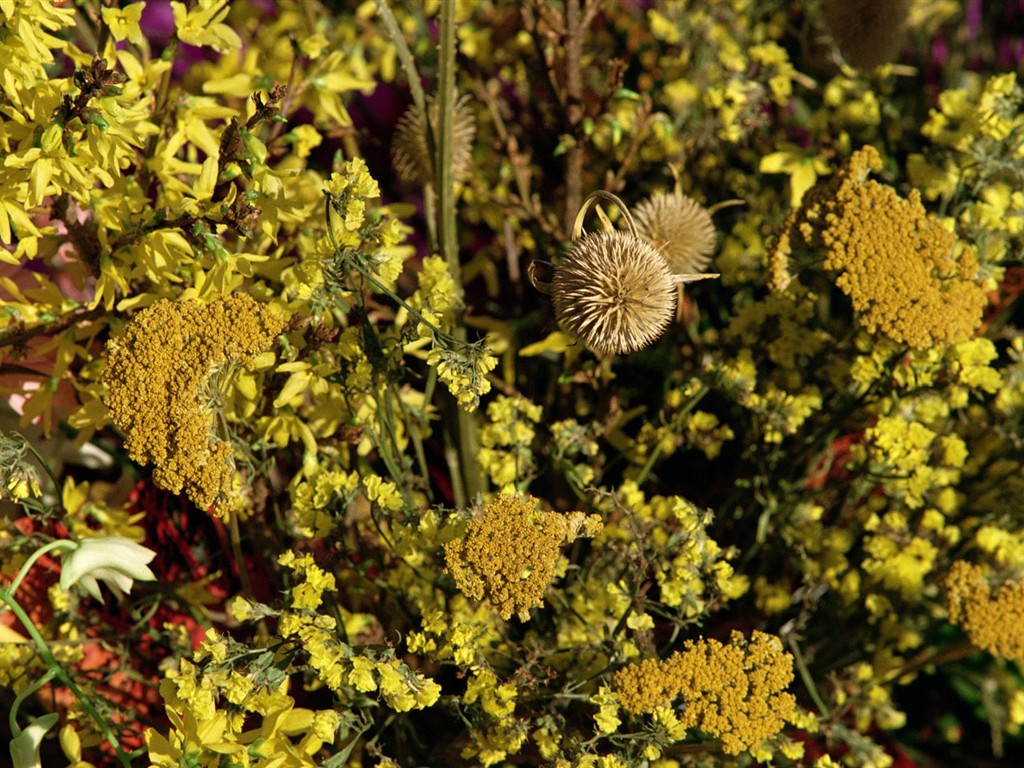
821;0;911;69
391;93;476;187
613;630;797;756
633;191;717;275
770;145;987;348
104;294;284;512
945;560;1024;661
443;493;602;621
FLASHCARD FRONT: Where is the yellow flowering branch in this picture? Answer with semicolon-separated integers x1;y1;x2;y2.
0;548;132;767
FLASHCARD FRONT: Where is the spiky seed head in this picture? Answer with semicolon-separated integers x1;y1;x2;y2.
552;231;676;355
391;94;476;187
634;191;717;275
821;0;911;69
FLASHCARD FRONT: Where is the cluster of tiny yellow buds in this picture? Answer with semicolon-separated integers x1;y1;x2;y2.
280;609;441;712
323;156;412;287
612;631;797;756
324;156;380;202
278;551;337;611
427;339;497;411
444;493;603;621
103;294;284;512
289;468;360;539
945;560;1024;660
0;431;42;501
771;146;987;348
478;395;543;486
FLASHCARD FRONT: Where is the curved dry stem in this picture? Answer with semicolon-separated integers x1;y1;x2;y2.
527;260;554;295
572;190;638;242
673;272;721;285
707;198;746;216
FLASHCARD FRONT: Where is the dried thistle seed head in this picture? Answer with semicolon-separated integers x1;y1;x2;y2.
391;94;476;187
821;0;911;69
552;231;676;355
634;191;717;274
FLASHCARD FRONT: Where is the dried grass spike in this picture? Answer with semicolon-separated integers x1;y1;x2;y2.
391;94;476;187
634;191;717;275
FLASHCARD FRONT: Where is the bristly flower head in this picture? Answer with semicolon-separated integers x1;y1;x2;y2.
552;230;676;355
532;191;712;355
391;93;476;187
444;493;603;621
821;0;911;69
104;294;284;512
634;191;717;275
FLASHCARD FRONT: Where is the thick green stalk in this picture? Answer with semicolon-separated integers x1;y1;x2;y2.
436;2;483;502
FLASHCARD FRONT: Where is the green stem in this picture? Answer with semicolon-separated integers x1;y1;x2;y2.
437;2;458;281
373;0;428;143
786;633;830;720
436;1;483;502
632;385;710;487
6;540;74;597
0;587;133;767
8;668;58;737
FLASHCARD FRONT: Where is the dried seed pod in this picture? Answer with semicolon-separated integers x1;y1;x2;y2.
821;0;911;69
528;191;688;355
391;93;476;187
551;229;677;355
634;191;717;275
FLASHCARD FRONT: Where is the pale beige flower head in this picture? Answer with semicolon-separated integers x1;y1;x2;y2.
634;191;717;275
391;93;476;187
531;192;719;355
821;0;911;69
552;230;676;355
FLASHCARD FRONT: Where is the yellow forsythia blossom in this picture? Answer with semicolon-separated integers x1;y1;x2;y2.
104;294;284;511
612;631;797;755
444;493;603;620
945;561;1024;660
770;146;987;348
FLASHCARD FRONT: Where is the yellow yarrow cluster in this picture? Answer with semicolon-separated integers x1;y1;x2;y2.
612;631;798;756
770;146;987;348
104;294;284;512
945;561;1024;661
444;493;603;621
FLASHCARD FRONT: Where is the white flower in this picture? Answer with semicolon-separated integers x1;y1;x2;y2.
9;713;59;768
58;536;157;603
